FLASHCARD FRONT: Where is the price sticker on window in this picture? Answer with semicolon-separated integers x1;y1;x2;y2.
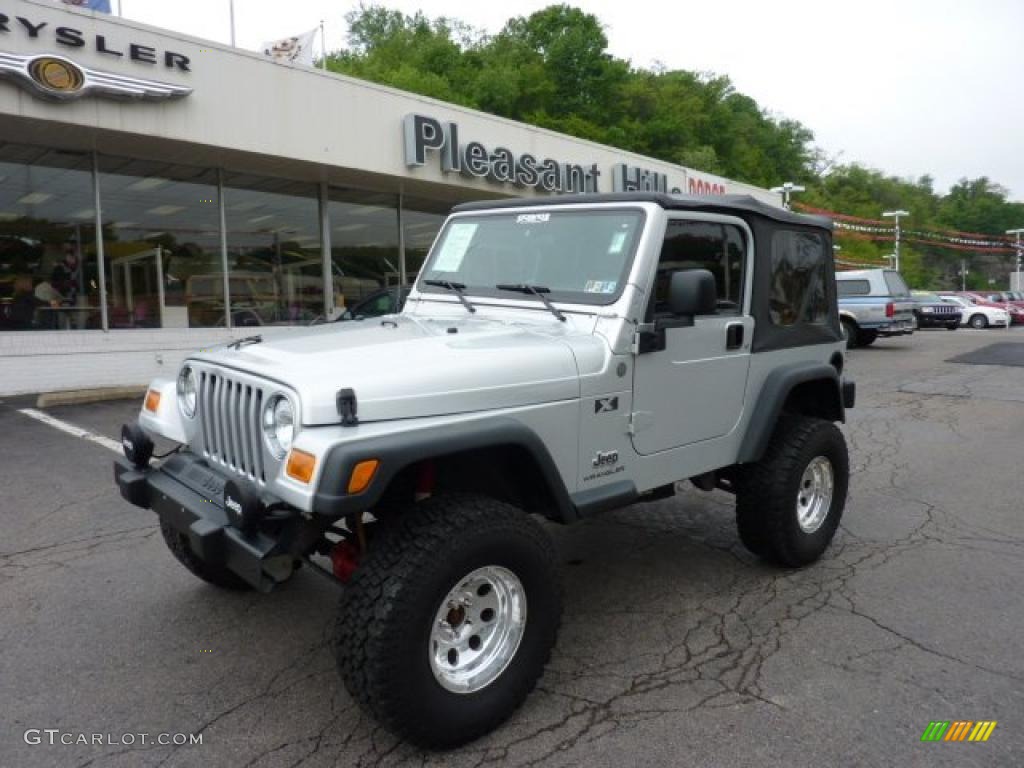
433;222;478;272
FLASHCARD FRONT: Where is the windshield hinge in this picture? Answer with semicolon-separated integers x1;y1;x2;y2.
632;323;654;355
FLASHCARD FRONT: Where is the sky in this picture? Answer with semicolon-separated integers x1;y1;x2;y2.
112;0;1024;202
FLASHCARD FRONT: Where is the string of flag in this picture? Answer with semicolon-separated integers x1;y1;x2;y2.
794;203;1019;253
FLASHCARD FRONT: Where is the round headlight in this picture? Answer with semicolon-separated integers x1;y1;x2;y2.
177;366;198;419
263;395;295;458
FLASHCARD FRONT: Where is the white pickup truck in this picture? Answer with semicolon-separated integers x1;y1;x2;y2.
836;268;916;348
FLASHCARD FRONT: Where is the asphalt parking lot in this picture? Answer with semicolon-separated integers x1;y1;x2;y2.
2;328;1023;768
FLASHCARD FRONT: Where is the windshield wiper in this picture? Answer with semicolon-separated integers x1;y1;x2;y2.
424;279;476;313
495;284;566;322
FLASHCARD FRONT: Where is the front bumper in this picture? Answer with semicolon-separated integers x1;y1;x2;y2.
114;453;308;592
918;313;961;327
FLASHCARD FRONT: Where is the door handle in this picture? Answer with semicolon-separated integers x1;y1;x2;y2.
726;323;744;350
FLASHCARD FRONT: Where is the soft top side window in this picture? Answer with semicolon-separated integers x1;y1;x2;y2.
769;230;828;327
652;220;747;317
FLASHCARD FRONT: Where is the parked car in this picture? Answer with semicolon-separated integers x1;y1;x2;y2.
910;291;960;329
937;294;1010;328
336;285;410;321
118;193;855;748
836;268;916;348
958;291;1024;325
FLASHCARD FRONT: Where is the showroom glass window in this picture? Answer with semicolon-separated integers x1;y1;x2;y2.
0;146;99;331
768;230;828;326
326;189;399;313
224;175;322;326
403;197;449;280
97;157;221;328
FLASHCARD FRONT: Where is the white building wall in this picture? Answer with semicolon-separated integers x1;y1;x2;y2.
0;0;783;396
0;327;303;396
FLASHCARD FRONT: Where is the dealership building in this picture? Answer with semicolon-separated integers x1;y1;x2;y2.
0;0;778;396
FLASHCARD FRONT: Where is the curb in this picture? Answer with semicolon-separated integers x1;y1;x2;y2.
36;386;147;409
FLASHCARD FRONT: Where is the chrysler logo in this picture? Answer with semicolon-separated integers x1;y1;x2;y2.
29;55;84;94
0;51;191;101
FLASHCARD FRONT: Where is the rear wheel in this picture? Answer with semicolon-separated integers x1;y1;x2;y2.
334;494;561;749
735;416;849;567
159;520;252;590
841;319;859;349
856;329;878;347
969;314;988;329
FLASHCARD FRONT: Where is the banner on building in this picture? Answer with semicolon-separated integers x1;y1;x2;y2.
59;0;112;12
261;29;318;66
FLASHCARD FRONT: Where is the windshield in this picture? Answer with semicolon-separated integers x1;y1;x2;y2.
417;209;644;306
915;293;941;303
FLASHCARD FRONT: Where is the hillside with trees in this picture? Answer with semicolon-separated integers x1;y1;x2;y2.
326;4;1024;289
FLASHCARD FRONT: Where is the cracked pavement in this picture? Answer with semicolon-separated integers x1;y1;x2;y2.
2;328;1023;767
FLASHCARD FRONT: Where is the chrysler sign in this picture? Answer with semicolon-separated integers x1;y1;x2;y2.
0;9;191;101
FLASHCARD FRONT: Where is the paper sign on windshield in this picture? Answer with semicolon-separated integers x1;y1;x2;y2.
433;222;478;272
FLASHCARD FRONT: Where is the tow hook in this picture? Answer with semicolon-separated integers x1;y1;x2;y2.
331;513;368;583
331;540;361;583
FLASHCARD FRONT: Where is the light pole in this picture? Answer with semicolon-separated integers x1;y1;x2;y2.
770;182;805;210
229;0;236;46
1007;228;1024;291
882;210;909;272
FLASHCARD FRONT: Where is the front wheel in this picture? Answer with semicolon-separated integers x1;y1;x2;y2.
735;416;849;567
334;494;561;749
969;314;988;329
946;323;959;331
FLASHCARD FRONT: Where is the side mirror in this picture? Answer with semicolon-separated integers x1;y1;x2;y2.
637;269;719;355
669;269;717;316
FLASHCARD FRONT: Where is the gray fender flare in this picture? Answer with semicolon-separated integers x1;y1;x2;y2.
312;417;578;522
737;362;845;464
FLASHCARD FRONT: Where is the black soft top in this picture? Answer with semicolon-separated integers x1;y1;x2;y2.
452;192;832;231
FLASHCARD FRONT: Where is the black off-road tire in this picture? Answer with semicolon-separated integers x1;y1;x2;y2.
334;494;561;749
735;416;849;567
841;318;858;349
946;323;959;331
856;329;878;347
159;520;252;590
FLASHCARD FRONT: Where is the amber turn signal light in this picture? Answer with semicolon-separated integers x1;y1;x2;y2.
286;449;317;484
144;389;161;413
348;459;380;494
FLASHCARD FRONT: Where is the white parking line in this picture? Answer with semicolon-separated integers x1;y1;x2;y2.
17;408;123;454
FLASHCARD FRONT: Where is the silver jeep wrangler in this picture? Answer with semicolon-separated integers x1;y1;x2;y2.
115;192;855;748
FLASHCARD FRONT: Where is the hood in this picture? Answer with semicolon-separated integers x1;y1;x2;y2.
191;315;590;424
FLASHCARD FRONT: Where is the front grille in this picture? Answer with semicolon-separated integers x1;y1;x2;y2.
924;305;956;314
198;370;266;483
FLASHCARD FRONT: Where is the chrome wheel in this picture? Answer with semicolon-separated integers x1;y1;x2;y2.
796;456;834;534
429;565;527;694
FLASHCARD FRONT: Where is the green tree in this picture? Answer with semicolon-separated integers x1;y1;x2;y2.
325;4;1023;289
